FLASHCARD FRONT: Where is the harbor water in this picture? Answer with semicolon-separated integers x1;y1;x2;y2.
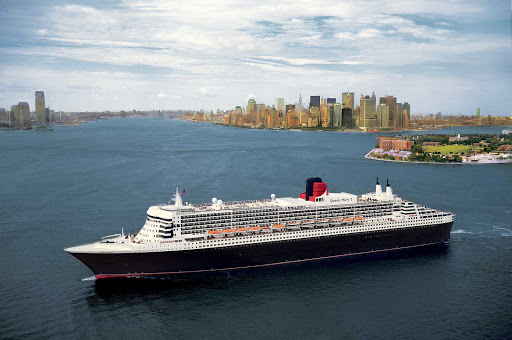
0;119;511;339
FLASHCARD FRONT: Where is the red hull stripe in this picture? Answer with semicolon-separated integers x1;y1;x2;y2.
94;241;444;279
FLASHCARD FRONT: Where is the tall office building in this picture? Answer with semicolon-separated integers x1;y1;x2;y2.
327;98;336;104
246;97;257;124
379;96;398;128
342;92;355;109
333;103;342;128
17;102;31;127
275;98;285;114
257;104;266;125
35;91;45;125
359;92;376;128
342;108;353;128
394;103;403;128
309;96;320;109
402;102;411;124
376;104;390;128
0;108;6;121
298;93;303;115
10;105;18;126
476;108;480;117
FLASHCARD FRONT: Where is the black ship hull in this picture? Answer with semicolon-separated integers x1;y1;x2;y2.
72;222;453;279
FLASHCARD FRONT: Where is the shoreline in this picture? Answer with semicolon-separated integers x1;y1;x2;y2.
364;150;512;165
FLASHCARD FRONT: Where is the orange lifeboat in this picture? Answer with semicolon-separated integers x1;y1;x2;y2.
272;224;285;230
208;230;222;238
249;226;261;232
342;218;353;222
222;228;235;237
261;226;272;233
236;227;249;234
354;217;364;221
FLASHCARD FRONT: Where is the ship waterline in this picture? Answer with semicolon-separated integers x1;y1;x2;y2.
66;177;455;279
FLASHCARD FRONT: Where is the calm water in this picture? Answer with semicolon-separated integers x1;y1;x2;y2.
1;119;511;339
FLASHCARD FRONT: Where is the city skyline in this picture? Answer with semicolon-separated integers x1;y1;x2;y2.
0;0;510;114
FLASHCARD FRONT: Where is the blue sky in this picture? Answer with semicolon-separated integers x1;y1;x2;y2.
0;0;510;115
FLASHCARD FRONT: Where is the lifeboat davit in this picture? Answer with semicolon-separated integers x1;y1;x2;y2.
301;220;315;229
316;219;329;227
330;217;343;226
261;226;272;233
287;222;301;230
249;226;261;233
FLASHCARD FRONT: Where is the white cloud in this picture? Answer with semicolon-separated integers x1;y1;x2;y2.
0;0;510;114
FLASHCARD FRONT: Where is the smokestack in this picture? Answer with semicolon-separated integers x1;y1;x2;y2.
376;177;382;195
386;179;393;197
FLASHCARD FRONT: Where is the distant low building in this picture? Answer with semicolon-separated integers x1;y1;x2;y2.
423;142;441;146
449;134;469;142
378;137;413;151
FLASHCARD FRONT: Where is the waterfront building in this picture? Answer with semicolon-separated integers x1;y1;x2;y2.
286;108;300;128
396;103;403;128
402;102;411;125
275;98;284;115
378;137;413;151
359;92;376;128
342;92;355;109
17;102;31;128
353;107;360;128
376;104;390;129
333;104;342;128
476;108;481;118
309;107;321;127
402;109;410;129
257;104;266;125
0;108;6;121
285;104;295;113
342;108;353;128
246;97;257;124
10;105;18;126
35;91;45;126
309;96;320;109
380;96;398;128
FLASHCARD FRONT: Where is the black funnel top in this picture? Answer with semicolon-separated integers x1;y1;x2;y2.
306;177;322;201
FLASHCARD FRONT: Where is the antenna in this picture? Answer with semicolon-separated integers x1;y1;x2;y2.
376;177;379;185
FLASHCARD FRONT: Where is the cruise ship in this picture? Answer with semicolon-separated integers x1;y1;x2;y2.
66;178;455;279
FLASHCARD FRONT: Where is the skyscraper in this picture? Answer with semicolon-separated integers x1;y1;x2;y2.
35;91;45;125
333;104;342;128
275;98;284;114
376;104;390;128
342;108;353;128
379;96;398;128
359;92;376;128
342;92;355;109
309;96;320;109
476;107;480;117
396;102;403;128
246;97;257;124
298;93;303;115
402;102;411;124
327;98;336;104
17;102;31;127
